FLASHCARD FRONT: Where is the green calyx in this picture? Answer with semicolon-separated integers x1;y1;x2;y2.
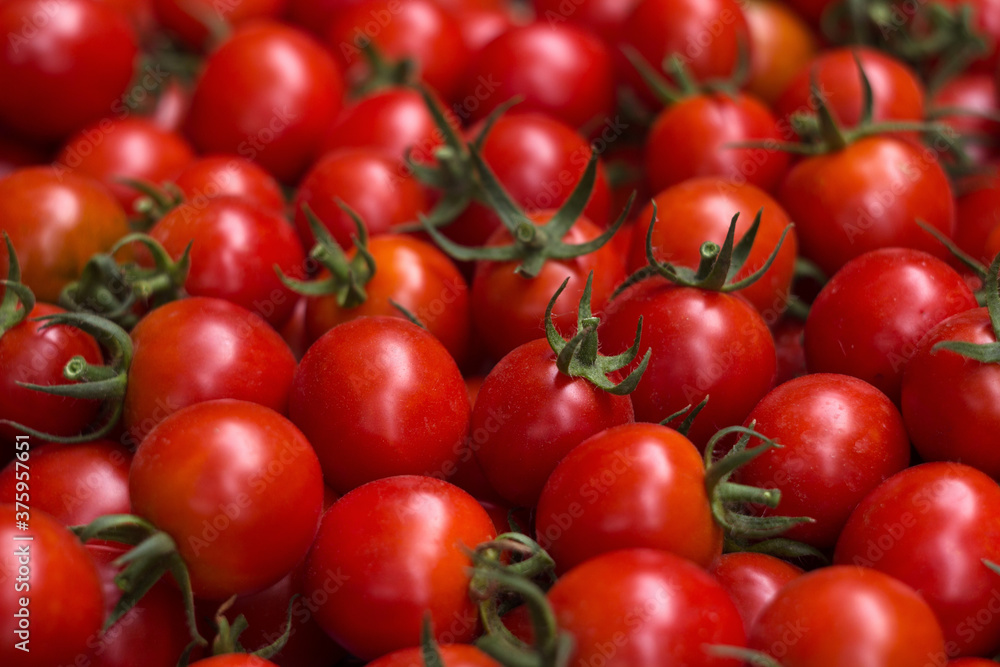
545;273;650;396
704;645;786;667
621;37;750;106
613;203;792;299
0;312;131;442
191;595;298;665
932;250;1000;363
351;41;419;98
422;142;631;278
72;515;206;653
59;233;190;330
276;202;376;309
659;395;709;438
0;232;36;337
123;179;186;231
703;423;815;541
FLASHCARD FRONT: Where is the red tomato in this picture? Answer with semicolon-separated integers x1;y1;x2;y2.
55;117;195;213
0;303;103;444
772;316;807;385
547;549;746;665
0;441;130;524
645;93;791;194
303;476;496;659
735;373;911;549
778;136;955;277
328;0;469;100
954;172;1000;265
122;297;297;447
835;463;1000;657
931;73;1000;166
0;168;130;303
170;155;287;216
131;399;324;599
457;22;615;131
628;178;798;318
368;645;500;666
289;317;471;493
708;552;802;635
0;505;105;667
744;0;817;105
749;566;946;665
530;0;638;44
938;0;1000;73
454;6;520;55
189;657;279;667
148;197;306;328
0;0;137;141
152;0;288;49
536;423;723;573
184;22;344;183
804;248;978;403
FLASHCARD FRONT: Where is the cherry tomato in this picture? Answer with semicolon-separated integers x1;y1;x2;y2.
0;167;130;303
835;462;1000;658
289;317;471;493
772;316;807;385
454;6;521;56
0;0;137;141
708;552;802;635
152;0;288;50
530;0;639;45
744;0;817;105
169;155;287;217
954;172;1000;265
184;22;344;183
938;0;1000;73
303;475;496;659
931;73;1000;166
189;657;279;667
0;505;105;667
131;399;324;599
536;423;723;573
368;645;500;666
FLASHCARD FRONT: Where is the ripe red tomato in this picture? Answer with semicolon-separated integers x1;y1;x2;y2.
148;196;307;328
368;645;500;666
749;566;946;665
835;462;1000;657
743;0;817;105
55;117;196;213
0;0;138;141
289;317;471;493
954;173;1000;265
547;549;746;665
937;0;1000;73
152;0;288;49
170;156;286;216
457;22;615;131
708;552;802;635
931;73;1000;166
0;441;131;524
0;505;105;667
778;136;955;277
131;399;324;600
303;475;496;659
735;373;911;549
530;0;638;45
804;248;978;404
0;168;130;303
184;22;344;183
122;297;297;447
645;92;791;194
189;657;279;667
454;6;520;56
536;423;723;573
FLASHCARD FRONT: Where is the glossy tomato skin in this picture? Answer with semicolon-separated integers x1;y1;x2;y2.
835;463;1000;657
931;73;1000;166
744;0;817;105
750;566;946;665
0;303;103;444
536;423;723;574
368;645;500;666
171;155;287;216
184;22;344;184
0;441;130;524
0;506;105;667
0;0;137;142
455;6;522;56
805;249;977;404
900;308;1000;479
290;317;471;493
548;549;746;665
471;338;635;508
152;0;287;49
646;93;790;194
328;0;469;101
293;148;429;250
55;117;195;212
708;552;802;635
601;281;777;448
86;543;190;667
620;0;749;108
458;22;615;131
148;197;307;328
778;136;955;277
303;234;471;363
131;400;324;600
304;476;496;660
735;373;911;549
122;297;297;447
628;178;798;317
774;47;925;129
471;216;625;361
0;167;130;303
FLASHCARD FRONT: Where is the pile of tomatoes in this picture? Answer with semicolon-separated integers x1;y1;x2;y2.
4;0;1000;664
